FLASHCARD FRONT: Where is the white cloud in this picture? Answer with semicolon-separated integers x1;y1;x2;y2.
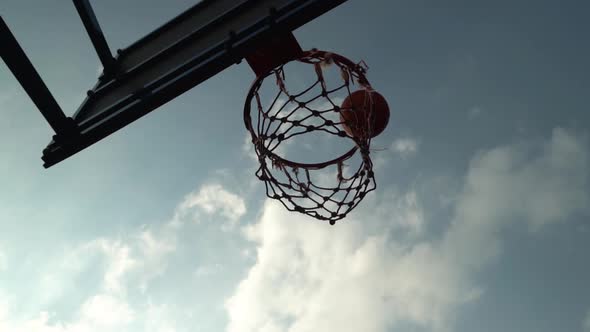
0;180;248;332
194;263;223;277
0;297;9;323
374;136;419;169
177;183;247;225
144;303;178;332
0;233;172;331
440;128;588;277
225;127;590;332
86;226;178;296
457;127;588;231
0;296;133;332
391;137;419;157
95;240;138;294
1;128;587;332
226;200;473;332
79;294;134;326
0;248;6;271
243;134;258;162
468;106;483;118
356;189;426;238
388;191;424;234
138;229;176;261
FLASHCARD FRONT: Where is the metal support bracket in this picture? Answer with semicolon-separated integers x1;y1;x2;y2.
72;0;117;76
0;16;80;141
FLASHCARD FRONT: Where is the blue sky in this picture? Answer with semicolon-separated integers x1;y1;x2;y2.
1;0;589;331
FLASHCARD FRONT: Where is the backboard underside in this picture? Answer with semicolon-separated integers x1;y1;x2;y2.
5;0;347;168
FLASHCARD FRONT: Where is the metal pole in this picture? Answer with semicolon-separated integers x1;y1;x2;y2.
72;0;116;73
0;16;73;136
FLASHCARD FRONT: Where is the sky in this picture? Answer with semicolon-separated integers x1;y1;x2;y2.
1;0;590;331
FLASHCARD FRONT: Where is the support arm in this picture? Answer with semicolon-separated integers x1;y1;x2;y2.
72;0;116;73
0;16;76;138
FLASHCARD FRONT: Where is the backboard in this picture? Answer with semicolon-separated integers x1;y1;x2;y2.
1;0;348;168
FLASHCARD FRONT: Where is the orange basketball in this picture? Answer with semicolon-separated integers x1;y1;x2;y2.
339;90;390;138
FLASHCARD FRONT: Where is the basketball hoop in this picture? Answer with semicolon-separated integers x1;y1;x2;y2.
244;49;389;224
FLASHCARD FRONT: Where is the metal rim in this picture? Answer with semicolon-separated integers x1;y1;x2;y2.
243;49;370;170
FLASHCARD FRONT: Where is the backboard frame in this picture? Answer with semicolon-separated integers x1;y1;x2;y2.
0;0;348;168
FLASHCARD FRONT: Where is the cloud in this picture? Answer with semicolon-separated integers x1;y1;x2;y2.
44;237;162;296
38;229;174;309
194;263;223;277
96;240;138;294
0;180;248;332
225;200;473;332
0;178;253;332
242;133;258;162
79;294;134;326
143;303;178;332
137;229;176;262
438;127;588;276
225;127;589;332
391;137;419;157
0;222;180;330
0;248;6;271
456;127;588;231
176;184;247;225
374;136;419;169
468;106;483;118
0;231;175;332
383;191;425;235
1;128;587;332
0;296;9;322
82;227;177;296
0;295;134;332
584;309;590;332
356;189;426;238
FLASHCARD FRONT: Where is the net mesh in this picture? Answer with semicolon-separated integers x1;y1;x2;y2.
244;50;377;224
